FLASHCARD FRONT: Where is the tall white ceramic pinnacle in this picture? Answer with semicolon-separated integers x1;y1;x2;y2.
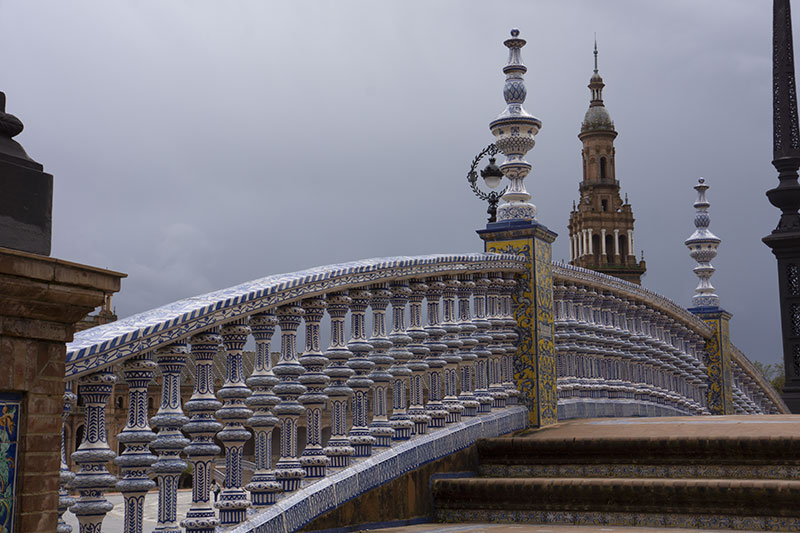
490;29;542;223
685;178;721;308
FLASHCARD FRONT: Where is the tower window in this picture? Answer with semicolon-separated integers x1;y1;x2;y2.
601;199;608;212
600;157;607;180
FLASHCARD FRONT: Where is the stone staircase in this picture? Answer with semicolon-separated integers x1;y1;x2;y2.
432;416;800;531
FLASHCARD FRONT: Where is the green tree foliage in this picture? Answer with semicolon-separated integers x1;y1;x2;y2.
753;361;785;394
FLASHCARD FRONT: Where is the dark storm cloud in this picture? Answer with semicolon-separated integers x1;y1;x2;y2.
0;1;785;364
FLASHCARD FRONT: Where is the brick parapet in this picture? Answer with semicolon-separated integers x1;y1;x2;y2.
0;246;125;532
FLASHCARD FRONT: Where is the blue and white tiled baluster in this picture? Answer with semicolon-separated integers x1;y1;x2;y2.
407;280;431;434
472;274;494;413
58;383;77;533
150;343;190;533
346;289;376;457
388;281;414;440
368;283;395;447
182;330;223;532
215;319;253;525
457;275;480;417
273;305;307;492
441;276;464;424
70;370;117;533
424;277;448;429
487;273;509;409
298;299;331;478
323;292;355;467
245;314;283;505
115;354;157;533
501;273;520;405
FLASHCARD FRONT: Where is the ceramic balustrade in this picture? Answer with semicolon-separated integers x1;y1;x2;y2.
441;276;464;423
387;280;414;440
115;354;157;533
273;305;307;492
183;329;224;531
407;280;431;434
61;253;780;532
367;283;395;447
423;277;449;429
298;299;330;477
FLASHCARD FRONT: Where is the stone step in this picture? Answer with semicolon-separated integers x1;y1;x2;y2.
432;477;800;530
476;436;800;479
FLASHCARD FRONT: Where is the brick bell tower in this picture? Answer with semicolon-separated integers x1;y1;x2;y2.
568;42;646;284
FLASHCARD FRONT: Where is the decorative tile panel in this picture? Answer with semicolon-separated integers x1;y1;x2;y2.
0;393;20;533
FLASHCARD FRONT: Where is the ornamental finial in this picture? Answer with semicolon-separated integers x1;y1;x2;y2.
488;29;542;225
594;34;598;73
685;177;721;308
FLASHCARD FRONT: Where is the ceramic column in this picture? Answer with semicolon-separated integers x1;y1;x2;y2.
245;314;282;506
347;289;376;456
441;277;464;423
70;370;117;533
487;274;509;408
298;299;331;478
457;274;480;417
472;274;494;413
273;305;307;492
323;292;355;467
215;318;253;525
151;342;190;533
182;330;224;532
368;283;395;447
58;383;77;533
388;281;414;440
407;280;431;434
424;277;448;428
115;354;157;533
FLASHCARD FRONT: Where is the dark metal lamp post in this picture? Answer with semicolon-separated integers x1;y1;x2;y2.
763;0;800;412
466;143;507;223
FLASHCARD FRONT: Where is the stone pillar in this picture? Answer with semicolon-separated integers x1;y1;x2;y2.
215;319;253;525
479;221;559;427
71;370;117;533
151;342;190;533
691;308;734;415
183;330;224;532
0;248;123;532
115;354;157;533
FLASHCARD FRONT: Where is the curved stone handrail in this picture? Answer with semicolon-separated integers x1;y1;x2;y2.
66;253;526;379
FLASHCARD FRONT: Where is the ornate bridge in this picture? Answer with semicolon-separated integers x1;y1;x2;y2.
55;25;790;533
58;249;786;533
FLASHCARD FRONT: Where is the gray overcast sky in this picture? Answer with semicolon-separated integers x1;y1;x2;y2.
0;1;788;366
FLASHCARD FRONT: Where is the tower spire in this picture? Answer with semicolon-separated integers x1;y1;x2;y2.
593;35;598;73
